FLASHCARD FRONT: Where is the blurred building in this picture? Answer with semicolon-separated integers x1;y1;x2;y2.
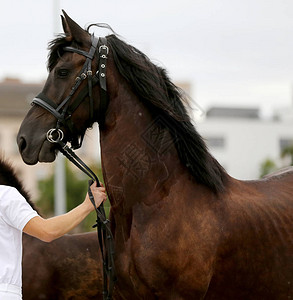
197;106;293;180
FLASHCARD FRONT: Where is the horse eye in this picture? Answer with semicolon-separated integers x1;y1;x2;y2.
57;69;69;78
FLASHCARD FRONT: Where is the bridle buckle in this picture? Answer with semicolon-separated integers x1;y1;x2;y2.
99;45;109;55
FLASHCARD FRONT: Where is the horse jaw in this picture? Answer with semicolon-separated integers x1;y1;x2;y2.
38;140;58;163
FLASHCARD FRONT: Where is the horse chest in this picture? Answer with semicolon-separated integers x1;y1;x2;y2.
113;218;212;299
114;242;156;299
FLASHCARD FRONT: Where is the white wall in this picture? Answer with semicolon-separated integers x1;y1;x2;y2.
197;117;293;180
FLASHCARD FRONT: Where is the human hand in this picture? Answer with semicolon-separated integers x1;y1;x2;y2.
85;182;107;211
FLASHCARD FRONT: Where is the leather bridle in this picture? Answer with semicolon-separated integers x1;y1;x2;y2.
32;34;109;149
31;34;116;300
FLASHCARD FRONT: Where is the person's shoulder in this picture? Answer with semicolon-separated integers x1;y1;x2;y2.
0;185;16;193
0;185;18;192
0;185;22;200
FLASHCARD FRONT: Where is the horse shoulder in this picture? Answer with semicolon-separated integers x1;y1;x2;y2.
121;190;224;299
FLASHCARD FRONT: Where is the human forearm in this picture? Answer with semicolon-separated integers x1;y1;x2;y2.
23;184;106;242
42;202;92;241
24;202;93;242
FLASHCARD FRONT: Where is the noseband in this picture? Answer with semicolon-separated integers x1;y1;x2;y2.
32;35;109;149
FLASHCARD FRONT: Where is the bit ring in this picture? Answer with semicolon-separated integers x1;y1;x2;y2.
46;128;64;143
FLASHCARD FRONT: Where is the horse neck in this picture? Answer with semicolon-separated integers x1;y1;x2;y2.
99;79;186;212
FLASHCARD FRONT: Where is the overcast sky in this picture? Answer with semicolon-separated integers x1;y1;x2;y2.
1;0;293;111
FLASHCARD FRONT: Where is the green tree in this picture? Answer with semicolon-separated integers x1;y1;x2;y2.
259;159;277;178
281;144;293;165
260;143;293;178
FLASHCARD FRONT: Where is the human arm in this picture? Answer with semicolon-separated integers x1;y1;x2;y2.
23;183;106;242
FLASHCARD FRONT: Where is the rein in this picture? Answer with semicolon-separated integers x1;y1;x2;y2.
31;35;116;300
59;141;116;300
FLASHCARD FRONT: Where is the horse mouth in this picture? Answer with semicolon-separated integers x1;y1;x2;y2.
38;140;58;163
18;137;58;165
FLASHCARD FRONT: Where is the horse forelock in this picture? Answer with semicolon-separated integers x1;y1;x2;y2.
47;22;115;72
0;157;37;210
47;35;72;71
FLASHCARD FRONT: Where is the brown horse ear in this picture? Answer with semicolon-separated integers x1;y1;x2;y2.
61;15;72;41
61;10;89;44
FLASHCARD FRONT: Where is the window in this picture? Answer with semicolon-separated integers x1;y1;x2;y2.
279;138;293;152
205;136;225;149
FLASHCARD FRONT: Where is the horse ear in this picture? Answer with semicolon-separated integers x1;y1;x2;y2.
61;15;71;41
61;10;89;44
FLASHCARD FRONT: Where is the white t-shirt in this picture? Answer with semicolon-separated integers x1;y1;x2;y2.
0;185;38;288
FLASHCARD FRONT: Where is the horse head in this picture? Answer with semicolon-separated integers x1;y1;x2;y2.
17;11;108;165
17;11;226;194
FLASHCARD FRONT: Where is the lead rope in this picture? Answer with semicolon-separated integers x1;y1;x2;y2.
58;141;116;300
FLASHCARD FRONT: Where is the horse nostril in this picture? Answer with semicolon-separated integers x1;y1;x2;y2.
18;137;27;153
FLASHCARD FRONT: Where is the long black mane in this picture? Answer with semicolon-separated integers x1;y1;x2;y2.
108;35;227;193
0;157;36;209
48;30;227;193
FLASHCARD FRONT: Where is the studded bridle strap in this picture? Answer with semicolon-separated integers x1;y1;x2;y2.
97;37;108;121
